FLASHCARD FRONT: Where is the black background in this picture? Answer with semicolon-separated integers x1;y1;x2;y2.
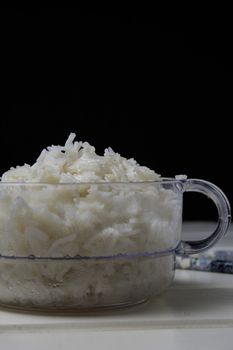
0;8;232;220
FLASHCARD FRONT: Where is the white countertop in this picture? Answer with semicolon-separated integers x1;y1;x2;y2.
0;222;233;349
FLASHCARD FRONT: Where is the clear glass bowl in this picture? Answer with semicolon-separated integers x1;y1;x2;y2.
0;179;230;311
0;253;176;311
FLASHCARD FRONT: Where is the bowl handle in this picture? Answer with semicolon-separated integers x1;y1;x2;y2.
176;179;231;255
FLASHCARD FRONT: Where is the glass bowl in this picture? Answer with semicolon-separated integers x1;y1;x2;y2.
0;179;230;311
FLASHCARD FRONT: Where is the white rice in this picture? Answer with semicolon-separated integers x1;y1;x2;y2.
0;134;182;309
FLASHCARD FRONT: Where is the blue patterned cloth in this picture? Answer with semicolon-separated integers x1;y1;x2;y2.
176;250;233;274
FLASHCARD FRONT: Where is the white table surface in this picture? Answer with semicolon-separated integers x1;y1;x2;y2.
0;222;233;349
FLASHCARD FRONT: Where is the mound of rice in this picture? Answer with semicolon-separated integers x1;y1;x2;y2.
0;134;182;309
1;133;160;183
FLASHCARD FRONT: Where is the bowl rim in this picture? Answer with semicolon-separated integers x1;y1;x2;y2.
0;177;186;185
